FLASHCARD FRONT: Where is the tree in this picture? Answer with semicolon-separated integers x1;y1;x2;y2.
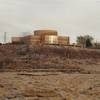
86;38;92;48
84;35;93;48
77;35;86;47
77;35;93;48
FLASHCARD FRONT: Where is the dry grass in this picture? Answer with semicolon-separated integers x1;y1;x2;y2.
0;44;99;73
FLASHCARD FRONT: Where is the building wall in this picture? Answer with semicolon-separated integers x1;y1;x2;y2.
44;35;58;44
12;37;23;43
34;30;58;36
34;30;58;44
58;36;70;45
21;35;41;45
30;36;41;45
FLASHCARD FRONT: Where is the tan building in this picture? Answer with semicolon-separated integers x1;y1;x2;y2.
34;30;58;36
21;35;41;45
58;36;70;45
12;30;70;45
45;35;58;44
12;37;23;44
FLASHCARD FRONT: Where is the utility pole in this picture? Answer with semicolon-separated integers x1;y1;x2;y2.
4;32;7;44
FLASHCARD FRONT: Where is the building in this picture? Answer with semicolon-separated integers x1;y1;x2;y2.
58;36;70;45
12;30;70;45
12;37;23;44
22;35;41;45
45;35;58;44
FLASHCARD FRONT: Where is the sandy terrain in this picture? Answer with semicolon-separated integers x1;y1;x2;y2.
0;72;100;100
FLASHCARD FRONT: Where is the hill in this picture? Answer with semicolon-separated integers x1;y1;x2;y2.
0;44;100;73
0;44;100;100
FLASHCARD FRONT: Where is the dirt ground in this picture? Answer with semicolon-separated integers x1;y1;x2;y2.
0;45;100;100
0;72;100;100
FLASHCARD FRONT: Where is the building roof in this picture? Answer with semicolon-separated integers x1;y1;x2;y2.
34;30;58;36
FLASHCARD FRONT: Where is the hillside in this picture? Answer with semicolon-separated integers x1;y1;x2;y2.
0;44;100;100
0;44;100;73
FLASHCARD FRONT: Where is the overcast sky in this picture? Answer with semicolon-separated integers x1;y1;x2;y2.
0;0;100;43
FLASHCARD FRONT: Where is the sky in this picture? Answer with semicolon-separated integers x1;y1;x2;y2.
0;0;100;43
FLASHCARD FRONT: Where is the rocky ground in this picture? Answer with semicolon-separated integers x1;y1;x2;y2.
0;44;100;100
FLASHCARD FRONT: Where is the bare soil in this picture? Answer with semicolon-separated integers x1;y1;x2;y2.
0;44;100;100
0;72;100;100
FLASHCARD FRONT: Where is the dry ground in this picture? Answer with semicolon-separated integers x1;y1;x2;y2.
0;44;100;100
0;72;100;100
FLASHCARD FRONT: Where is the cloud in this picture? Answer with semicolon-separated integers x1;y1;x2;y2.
0;0;100;43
